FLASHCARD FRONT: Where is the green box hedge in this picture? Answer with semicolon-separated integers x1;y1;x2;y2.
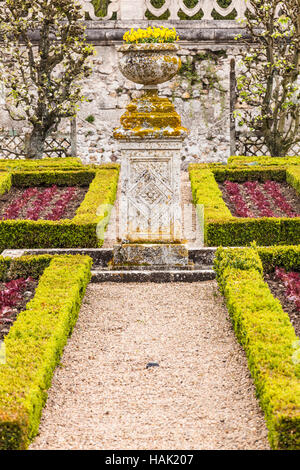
0;157;84;172
257;245;300;273
0;254;92;450
214;246;300;450
0;161;120;249
189;161;300;246
0;254;54;282
228;156;300;167
0;172;11;196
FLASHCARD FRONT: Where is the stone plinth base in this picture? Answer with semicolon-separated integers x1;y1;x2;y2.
113;244;189;267
118;138;183;242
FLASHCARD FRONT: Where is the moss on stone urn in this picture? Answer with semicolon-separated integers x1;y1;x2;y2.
118;43;182;86
114;43;188;140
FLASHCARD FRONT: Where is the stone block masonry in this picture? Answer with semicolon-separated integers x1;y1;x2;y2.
113;243;189;267
0;20;247;166
1;14;298;163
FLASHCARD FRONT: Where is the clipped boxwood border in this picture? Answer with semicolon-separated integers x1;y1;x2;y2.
0;254;92;450
214;246;300;450
228;156;300;167
258;245;300;273
0;254;54;282
189;162;300;246
0;157;84;172
0;162;120;249
0;172;11;196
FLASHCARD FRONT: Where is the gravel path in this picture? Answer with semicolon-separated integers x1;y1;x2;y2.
30;282;270;450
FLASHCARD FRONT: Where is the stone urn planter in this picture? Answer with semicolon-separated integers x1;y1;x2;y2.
114;43;187;140
117;43;181;87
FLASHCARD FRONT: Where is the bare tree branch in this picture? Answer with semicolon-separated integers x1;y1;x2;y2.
235;0;300;157
0;0;95;158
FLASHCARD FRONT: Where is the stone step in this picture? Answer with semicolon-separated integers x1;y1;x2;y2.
102;263;210;271
189;248;217;266
6;247;217;268
2;248;114;268
91;268;216;283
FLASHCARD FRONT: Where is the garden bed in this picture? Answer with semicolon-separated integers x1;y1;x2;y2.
220;180;300;218
0;159;120;249
265;268;300;338
0;185;88;221
0;277;37;341
0;254;92;450
189;161;300;246
214;245;300;450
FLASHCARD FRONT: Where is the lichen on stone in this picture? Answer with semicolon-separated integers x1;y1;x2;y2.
118;48;181;86
114;89;188;140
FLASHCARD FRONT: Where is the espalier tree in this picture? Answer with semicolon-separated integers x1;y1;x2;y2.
0;0;95;158
235;0;300;157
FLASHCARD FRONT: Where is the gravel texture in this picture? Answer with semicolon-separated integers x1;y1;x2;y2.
30;281;270;450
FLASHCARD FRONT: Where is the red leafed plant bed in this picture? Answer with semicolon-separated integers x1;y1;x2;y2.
220;180;300;218
0;185;88;221
0;277;37;341
265;268;300;337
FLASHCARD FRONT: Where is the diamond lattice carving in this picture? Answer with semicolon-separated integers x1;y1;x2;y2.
128;167;173;223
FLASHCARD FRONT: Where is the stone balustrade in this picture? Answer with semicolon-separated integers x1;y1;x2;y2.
1;1;297;164
79;0;254;21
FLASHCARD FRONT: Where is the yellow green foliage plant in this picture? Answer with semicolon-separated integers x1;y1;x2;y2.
0;254;92;450
0;157;83;172
0;172;11;196
214;246;300;449
228;156;300;167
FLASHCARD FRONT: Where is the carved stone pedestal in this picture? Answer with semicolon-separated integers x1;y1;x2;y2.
118;138;183;242
113;44;189;263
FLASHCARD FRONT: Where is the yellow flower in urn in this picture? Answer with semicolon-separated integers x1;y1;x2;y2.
123;26;180;44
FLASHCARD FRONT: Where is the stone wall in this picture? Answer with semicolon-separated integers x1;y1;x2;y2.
75;42;236;167
0;20;251;165
1;4;298;163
